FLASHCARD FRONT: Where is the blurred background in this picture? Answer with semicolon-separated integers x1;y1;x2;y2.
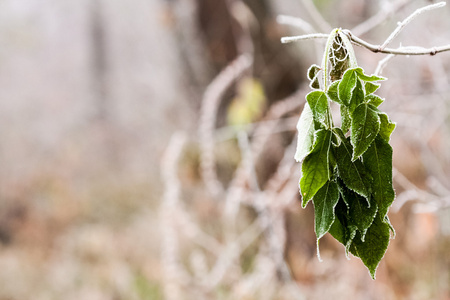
0;0;449;299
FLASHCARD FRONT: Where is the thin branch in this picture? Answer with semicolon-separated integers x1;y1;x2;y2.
301;0;332;33
392;167;450;213
236;131;261;193
176;208;222;254
226;0;255;60
281;33;329;44
277;15;326;62
160;132;190;300
206;213;269;289
251;89;303;161
282;2;450;56
276;15;315;33
199;54;252;197
351;0;416;36
374;54;395;76
282;30;450;56
379;1;446;51
345;29;450;55
214;116;298;143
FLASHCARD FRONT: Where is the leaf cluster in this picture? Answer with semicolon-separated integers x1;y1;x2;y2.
295;67;396;279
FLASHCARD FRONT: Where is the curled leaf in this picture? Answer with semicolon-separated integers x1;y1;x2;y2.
355;68;386;82
294;103;315;162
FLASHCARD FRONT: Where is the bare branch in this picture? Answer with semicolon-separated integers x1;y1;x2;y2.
301;0;332;33
379;1;446;50
344;29;450;55
160;132;190;300
392;167;450;213
277;15;327;61
281;2;450;57
214;116;298;143
374;54;395;76
281;33;329;44
351;0;416;36
199;54;252;197
282;30;450;56
277;15;315;33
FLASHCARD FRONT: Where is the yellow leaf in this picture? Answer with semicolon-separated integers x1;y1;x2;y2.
227;77;266;127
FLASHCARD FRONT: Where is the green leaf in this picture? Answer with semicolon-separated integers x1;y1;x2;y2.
338;69;357;105
340;105;351;133
365;82;380;94
300;129;333;207
329;33;352;82
338;183;378;240
351;103;381;160
299;44;396;279
327;81;341;104
365;94;384;107
378;113;396;142
313;180;340;240
329;200;358;253
334;129;372;198
355;68;386;82
306;91;329;127
310;79;320;89
362;137;395;220
308;64;321;89
307;64;321;80
349;79;365;113
349;214;391;279
294;103;315;162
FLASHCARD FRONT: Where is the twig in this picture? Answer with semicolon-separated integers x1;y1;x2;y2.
175;208;222;254
282;2;450;56
277;15;326;61
225;0;255;60
160;132;189;300
199;54;252;197
236;131;261;193
282;30;450;56
379;1;446;51
281;33;329;44
206;213;269;289
343;29;450;55
251;89;304;161
277;15;315;33
222;90;302;218
351;0;416;36
261;139;298;282
214;116;299;143
222;130;259;224
392;167;450;213
374;54;395;76
301;0;332;33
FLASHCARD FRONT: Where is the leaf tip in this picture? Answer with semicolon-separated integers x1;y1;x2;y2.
369;269;377;280
301;193;309;208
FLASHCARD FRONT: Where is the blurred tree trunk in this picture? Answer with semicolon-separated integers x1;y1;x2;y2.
90;0;109;123
89;0;122;170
